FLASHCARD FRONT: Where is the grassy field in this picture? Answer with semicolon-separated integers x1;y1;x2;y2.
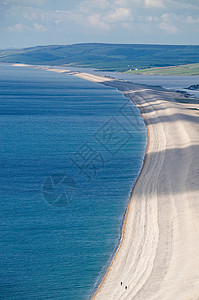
125;63;199;75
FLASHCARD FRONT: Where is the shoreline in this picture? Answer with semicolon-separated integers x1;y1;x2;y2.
92;80;199;299
90;115;150;300
8;64;199;299
71;70;150;299
73;72;199;299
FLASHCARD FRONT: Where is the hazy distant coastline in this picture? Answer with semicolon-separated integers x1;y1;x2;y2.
1;43;199;73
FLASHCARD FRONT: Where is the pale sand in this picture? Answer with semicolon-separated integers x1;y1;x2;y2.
75;73;199;300
12;64;199;299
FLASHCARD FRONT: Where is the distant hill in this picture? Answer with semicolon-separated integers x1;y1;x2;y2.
0;43;199;72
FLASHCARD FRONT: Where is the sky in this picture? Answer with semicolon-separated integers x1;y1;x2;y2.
0;0;199;49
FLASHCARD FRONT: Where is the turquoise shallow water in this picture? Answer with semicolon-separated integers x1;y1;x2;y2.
0;65;147;300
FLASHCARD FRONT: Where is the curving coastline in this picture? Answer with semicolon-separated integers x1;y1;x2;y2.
89;78;199;300
73;72;199;300
11;64;199;299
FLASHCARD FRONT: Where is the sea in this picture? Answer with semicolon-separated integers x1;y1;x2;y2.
0;64;147;300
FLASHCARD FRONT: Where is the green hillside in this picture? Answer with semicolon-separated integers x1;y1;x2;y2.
125;63;199;75
0;43;199;72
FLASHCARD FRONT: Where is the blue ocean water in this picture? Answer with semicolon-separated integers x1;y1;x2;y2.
0;65;147;300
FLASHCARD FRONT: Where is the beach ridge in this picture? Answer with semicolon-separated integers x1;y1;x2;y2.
73;72;199;300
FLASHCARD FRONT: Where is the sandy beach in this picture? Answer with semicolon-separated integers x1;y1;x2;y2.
73;72;199;300
12;64;199;299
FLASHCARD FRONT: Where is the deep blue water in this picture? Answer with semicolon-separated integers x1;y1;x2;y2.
0;65;147;300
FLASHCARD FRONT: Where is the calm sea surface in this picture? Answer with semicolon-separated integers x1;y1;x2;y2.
0;65;147;299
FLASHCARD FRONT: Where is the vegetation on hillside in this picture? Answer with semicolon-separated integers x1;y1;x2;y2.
0;43;199;72
125;63;199;76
